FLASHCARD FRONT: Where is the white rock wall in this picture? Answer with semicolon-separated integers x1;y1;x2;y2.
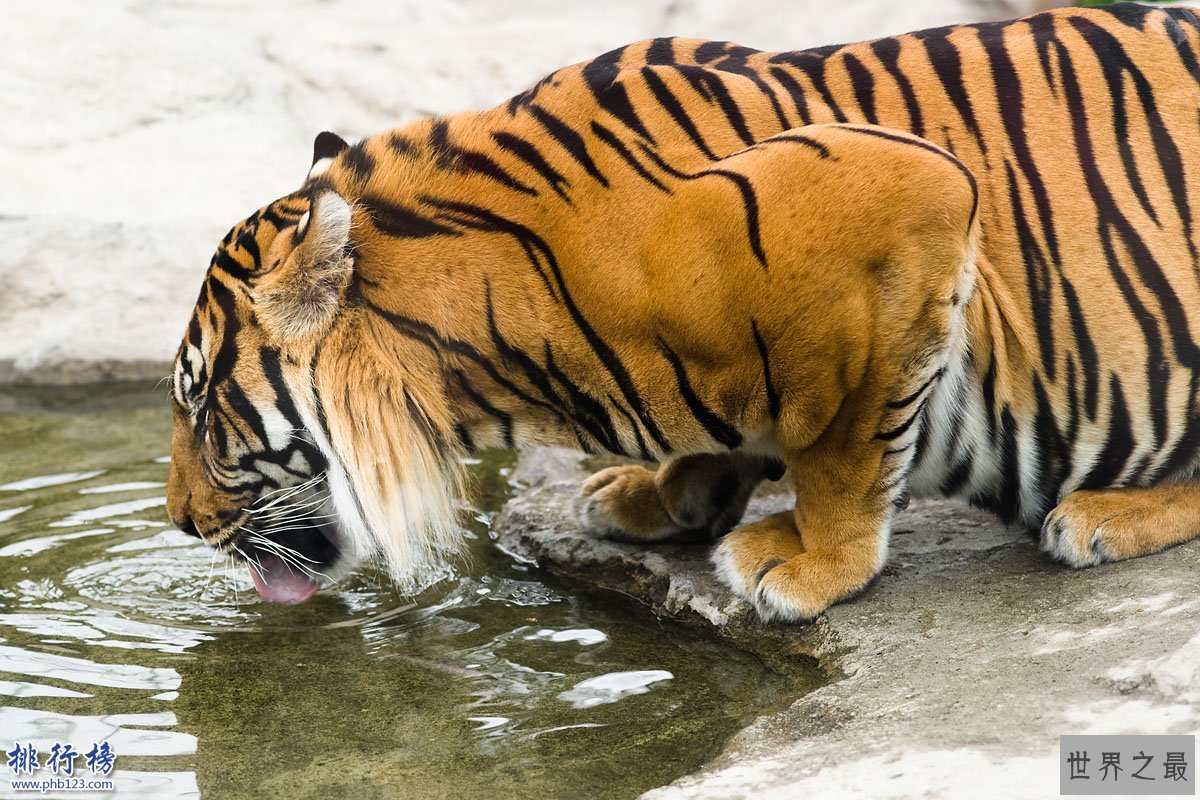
1;0;1058;382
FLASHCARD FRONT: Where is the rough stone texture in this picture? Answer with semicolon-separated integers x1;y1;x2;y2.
496;448;1200;799
3;0;1059;383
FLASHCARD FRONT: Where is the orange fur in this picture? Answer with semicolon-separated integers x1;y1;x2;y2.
166;5;1200;618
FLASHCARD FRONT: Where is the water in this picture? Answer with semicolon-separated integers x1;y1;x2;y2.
0;383;818;799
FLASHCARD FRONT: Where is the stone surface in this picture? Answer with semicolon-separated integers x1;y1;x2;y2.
496;448;1200;799
4;0;1059;383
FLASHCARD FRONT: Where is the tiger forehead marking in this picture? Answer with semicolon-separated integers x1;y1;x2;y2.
168;3;1200;618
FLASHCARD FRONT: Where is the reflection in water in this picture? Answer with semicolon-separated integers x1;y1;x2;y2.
558;670;675;709
0;384;816;799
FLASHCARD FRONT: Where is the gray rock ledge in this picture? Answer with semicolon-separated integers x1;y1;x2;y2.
494;447;1200;799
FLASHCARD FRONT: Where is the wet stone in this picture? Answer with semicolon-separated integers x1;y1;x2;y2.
494;447;1200;799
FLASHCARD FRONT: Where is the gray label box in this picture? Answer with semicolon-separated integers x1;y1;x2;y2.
1061;735;1195;795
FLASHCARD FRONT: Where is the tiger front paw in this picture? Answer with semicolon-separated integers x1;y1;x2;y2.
711;511;881;622
578;465;681;542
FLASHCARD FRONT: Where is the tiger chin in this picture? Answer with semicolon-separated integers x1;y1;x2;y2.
168;4;1200;620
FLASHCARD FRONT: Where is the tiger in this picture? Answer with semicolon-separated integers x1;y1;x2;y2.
166;2;1200;621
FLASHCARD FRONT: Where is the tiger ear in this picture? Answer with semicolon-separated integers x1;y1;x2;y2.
310;131;349;177
255;191;354;341
312;131;349;165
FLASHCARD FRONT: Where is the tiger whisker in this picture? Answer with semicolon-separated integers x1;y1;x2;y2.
248;520;338;537
255;502;337;525
248;534;323;566
234;543;265;576
247;533;331;583
254;492;332;523
250;485;330;519
245;473;327;513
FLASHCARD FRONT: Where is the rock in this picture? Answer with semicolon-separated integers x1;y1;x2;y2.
494;448;1200;800
4;0;1060;383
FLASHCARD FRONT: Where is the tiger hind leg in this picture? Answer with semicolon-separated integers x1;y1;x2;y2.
579;452;784;543
1040;483;1200;567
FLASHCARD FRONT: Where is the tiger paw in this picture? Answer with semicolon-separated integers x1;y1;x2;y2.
710;513;816;621
712;511;884;622
1040;491;1130;567
578;465;680;542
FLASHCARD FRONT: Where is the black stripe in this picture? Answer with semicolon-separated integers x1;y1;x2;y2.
1078;375;1136;490
842;53;878;125
484;279;566;412
259;347;303;432
609;395;651;461
1148;375;1200;482
981;353;998;443
454;371;514;449
341;142;376;182
1031;374;1072;519
646;37;675;65
710;49;791;131
213;250;252;282
1004;159;1057;382
635;147;765;268
677;66;756;147
698;169;766;267
404;387;450;458
361;299;564;421
429;203;557;300
1069;15;1197;262
767;51;848;123
751;319;780;420
657;337;742;449
492;131;572;202
527;104;609;187
888;368;944;409
640;67;718;160
205;279;242;396
590;121;670;192
767;67;812;125
756;133;833;159
875;399;928;442
980;21;1062;272
869;37;925;138
387;132;419;157
454;422;476;451
914;27;987;155
360;195;463;239
543;341;625;455
991;407;1022;524
428;119;538;196
581;47;657;144
939;457;974;496
235;228;260;268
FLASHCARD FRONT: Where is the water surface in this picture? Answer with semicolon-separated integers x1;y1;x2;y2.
0;383;816;799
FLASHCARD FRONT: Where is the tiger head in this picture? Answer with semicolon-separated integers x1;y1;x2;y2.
165;132;465;604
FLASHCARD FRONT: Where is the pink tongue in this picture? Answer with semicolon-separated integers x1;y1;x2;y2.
249;552;322;605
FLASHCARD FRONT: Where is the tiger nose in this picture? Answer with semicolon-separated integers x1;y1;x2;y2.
177;516;203;539
167;491;202;538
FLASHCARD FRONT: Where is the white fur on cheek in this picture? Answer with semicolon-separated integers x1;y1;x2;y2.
284;357;466;595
